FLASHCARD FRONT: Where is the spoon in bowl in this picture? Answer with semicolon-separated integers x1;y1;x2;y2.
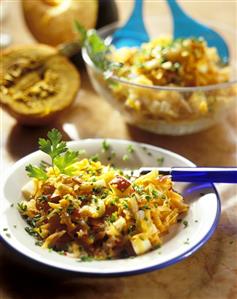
129;167;237;183
110;0;149;48
166;0;229;63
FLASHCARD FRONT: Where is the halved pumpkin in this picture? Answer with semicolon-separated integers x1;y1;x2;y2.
0;44;80;125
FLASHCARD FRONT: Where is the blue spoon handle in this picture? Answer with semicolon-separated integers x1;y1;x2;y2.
139;167;237;183
171;167;237;183
125;0;145;30
112;0;149;48
166;0;187;18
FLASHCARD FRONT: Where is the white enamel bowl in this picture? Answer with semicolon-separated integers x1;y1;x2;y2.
0;139;221;276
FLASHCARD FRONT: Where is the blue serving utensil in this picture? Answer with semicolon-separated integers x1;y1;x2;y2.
166;0;229;63
133;167;237;183
111;0;149;48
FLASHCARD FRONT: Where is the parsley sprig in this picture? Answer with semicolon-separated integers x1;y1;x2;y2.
74;20;122;74
39;129;67;161
26;129;80;180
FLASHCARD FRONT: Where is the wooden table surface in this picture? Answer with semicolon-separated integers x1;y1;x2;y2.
0;1;237;299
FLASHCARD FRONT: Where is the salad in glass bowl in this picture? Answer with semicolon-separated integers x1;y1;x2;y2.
81;23;237;135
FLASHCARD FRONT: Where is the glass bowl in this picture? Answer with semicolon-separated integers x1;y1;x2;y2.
82;22;237;135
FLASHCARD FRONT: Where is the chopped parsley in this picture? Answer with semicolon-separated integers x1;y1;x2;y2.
67;205;74;215
39;195;48;202
102;140;110;152
127;144;135;154
156;157;165;166
18;202;27;212
35;240;43;246
25;226;38;237
79;256;94;262
107;213;117;223
27;214;41;227
122;202;129;209
152;190;159;197
133;184;144;194
107;151;116;161
184;238;190;245
58;250;67;256
183;220;188;228
145;195;151;201
161;194;167;200
78;195;87;201
90;154;99;162
122;154;129;161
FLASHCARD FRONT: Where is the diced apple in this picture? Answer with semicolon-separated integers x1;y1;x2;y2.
131;234;152;255
21;179;37;200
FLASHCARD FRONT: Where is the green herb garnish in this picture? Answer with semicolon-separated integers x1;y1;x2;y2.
53;150;79;175
27;214;41;227
127;144;135;154
75;21;121;75
67;205;74;215
184;238;190;245
39;129;67;162
152;190;159;197
122;154;129;161
102;140;110;152
39;195;48;202
107;213;117;223
25;129;81;179
90;154;99;162
18;202;27;212
79;256;94;262
133;185;144;194
25;164;48;181
183;220;188;228
25;226;38;237
156;157;165;166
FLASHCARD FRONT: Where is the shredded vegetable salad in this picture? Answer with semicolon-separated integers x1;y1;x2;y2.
109;36;229;87
18;129;188;260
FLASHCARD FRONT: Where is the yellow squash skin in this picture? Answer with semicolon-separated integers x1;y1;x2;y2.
22;0;98;46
